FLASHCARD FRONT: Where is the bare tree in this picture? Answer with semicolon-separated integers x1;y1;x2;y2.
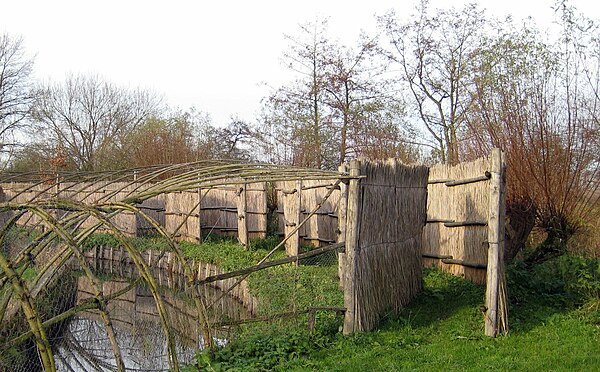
0;33;36;161
380;1;486;164
322;35;412;163
260;20;415;168
31;75;161;171
260;18;332;168
212;118;254;160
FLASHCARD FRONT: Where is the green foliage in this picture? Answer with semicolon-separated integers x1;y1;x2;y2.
190;263;600;371
179;237;269;272
191;326;337;371
2;225;40;248
81;233;122;249
508;255;600;307
248;235;281;252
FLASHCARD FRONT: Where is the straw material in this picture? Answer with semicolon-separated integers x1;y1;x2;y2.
165;190;201;242
245;182;268;239
345;159;429;332
0;161;346;370
1;156;507;347
423;156;490;283
276;180;341;247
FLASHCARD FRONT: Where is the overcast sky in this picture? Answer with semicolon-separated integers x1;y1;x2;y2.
2;0;598;125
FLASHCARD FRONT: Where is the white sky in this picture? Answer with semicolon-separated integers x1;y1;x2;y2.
2;0;598;125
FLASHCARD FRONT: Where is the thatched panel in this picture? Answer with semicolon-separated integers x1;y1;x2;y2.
344;159;428;332
281;180;301;256
299;180;319;246
245;182;268;240
137;195;166;236
300;180;340;247
275;184;286;240
52;181;140;236
276;180;341;248
199;187;237;238
1;182;58;230
164;190;200;242
423;156;490;283
105;182;138;236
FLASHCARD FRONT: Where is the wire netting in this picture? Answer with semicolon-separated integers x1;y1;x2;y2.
0;229;343;371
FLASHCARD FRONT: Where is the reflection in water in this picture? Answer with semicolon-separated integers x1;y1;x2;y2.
51;263;250;371
55;315;189;372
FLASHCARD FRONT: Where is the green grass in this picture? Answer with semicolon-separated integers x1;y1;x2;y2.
193;259;600;371
278;268;600;371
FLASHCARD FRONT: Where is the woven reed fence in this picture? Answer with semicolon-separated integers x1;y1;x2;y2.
340;159;429;333
0;162;348;371
1;182;56;229
422;150;508;336
0;180;268;246
200;182;268;245
1;181;141;236
0;154;508;372
276;179;341;255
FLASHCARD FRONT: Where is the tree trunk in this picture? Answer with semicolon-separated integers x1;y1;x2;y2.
525;215;572;267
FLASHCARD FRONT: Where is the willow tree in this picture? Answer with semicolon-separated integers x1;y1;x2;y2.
260;19;414;168
259;19;332;168
465;4;600;262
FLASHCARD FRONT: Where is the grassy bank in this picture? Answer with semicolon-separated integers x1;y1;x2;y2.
86;234;343;315
194;255;599;371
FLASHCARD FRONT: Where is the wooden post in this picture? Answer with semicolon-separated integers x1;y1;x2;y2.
54;174;60;196
343;159;361;334
283;180;302;257
197;187;203;242
237;183;249;248
337;164;349;290
485;149;505;337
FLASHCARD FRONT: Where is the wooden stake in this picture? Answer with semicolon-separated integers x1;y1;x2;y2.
237;183;248;248
485;149;505;337
337;164;349;290
343;159;361;334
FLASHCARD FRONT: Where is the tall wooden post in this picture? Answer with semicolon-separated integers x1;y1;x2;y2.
197;187;204;242
337;164;349;290
485;149;506;337
237;183;249;248
343;159;361;334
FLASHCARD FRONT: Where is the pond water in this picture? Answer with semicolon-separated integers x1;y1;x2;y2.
48;260;251;371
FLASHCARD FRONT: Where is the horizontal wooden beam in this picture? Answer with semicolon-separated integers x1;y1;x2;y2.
422;252;453;259
445;172;491;186
444;221;488;227
427;219;455;223
441;258;487;269
428;172;491;187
